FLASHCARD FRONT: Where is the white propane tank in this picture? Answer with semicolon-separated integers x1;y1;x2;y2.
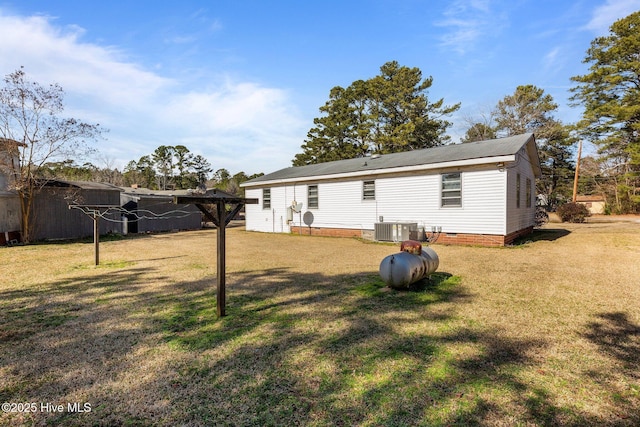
379;244;439;289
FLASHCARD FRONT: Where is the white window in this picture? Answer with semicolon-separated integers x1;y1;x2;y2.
363;180;375;200
441;173;461;207
516;173;521;209
308;185;319;209
263;188;271;209
526;178;532;208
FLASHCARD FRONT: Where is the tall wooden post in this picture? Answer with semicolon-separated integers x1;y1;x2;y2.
173;193;257;318
69;205;119;267
93;212;100;266
216;201;227;317
572;139;583;203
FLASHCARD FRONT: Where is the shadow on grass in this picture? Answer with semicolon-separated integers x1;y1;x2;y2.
0;265;634;426
584;312;640;377
514;228;571;244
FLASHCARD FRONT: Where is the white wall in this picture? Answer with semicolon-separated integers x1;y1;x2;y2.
506;148;536;234
245;164;509;235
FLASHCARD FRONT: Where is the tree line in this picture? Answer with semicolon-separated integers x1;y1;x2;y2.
35;151;262;196
2;11;639;244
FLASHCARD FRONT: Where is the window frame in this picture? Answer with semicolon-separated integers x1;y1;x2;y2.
308;184;319;209
516;173;521;209
262;188;271;209
441;172;462;208
526;177;532;208
362;180;376;201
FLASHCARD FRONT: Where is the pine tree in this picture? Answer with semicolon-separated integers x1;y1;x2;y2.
293;61;459;165
570;11;640;213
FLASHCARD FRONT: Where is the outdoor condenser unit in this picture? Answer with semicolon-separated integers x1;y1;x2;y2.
374;222;418;242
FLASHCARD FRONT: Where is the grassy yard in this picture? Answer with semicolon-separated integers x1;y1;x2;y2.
1;222;639;426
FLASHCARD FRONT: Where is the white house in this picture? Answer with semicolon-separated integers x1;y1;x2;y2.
241;133;541;246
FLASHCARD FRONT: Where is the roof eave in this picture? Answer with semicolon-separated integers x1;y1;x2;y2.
525;134;542;177
241;155;517;187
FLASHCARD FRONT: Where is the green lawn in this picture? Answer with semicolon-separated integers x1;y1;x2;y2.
1;222;639;426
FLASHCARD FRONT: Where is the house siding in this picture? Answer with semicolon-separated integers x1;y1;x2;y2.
246;186;292;233
246;165;508;237
506;148;536;235
243;134;540;246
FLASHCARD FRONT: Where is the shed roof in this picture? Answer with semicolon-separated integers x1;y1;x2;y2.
42;180;122;191
120;187;237;200
243;133;539;187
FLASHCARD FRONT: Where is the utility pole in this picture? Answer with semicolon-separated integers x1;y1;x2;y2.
572;139;583;203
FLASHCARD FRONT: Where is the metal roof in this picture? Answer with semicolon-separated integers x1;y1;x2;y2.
243;133;539;186
120;187;237;199
42;180;123;191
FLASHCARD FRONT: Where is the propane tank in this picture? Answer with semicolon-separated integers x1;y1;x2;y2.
379;241;439;289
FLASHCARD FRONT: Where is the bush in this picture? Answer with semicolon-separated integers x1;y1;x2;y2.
535;206;549;228
557;202;591;223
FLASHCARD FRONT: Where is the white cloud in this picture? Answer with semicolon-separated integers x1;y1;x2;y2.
542;46;562;72
584;0;640;34
435;0;505;54
0;10;305;174
0;14;170;103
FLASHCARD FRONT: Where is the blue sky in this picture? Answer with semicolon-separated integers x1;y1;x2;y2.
1;0;639;176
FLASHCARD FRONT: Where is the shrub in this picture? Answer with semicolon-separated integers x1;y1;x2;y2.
557;202;591;223
535;206;549;228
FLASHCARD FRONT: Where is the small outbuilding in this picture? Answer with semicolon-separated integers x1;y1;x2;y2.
31;180;122;241
119;187;202;233
576;195;606;215
241;133;541;246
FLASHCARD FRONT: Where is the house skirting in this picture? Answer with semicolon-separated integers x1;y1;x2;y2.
290;225;534;247
290;226;363;238
432;226;534;246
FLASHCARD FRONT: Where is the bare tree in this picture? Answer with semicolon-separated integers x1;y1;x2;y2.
0;68;104;242
460;107;497;142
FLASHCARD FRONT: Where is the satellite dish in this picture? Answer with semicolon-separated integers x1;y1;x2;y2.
303;211;314;226
291;201;303;213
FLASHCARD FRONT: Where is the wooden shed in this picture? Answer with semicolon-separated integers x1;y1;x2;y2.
120;188;202;233
31;180;122;241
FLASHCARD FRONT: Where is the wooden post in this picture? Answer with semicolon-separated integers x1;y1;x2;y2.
68;205;118;266
93;212;100;266
173;193;257;319
572;139;583;203
216;201;227;317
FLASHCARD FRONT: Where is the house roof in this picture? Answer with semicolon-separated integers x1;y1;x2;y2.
242;133;540;187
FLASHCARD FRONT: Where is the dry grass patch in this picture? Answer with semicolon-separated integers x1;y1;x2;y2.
1;222;639;426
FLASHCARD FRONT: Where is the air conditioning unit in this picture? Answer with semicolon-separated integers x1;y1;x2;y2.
374;222;418;242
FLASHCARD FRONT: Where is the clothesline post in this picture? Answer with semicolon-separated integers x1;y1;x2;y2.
69;205;119;266
174;192;258;318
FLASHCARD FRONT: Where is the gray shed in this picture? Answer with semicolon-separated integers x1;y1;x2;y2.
120;188;202;233
31;180;122;241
